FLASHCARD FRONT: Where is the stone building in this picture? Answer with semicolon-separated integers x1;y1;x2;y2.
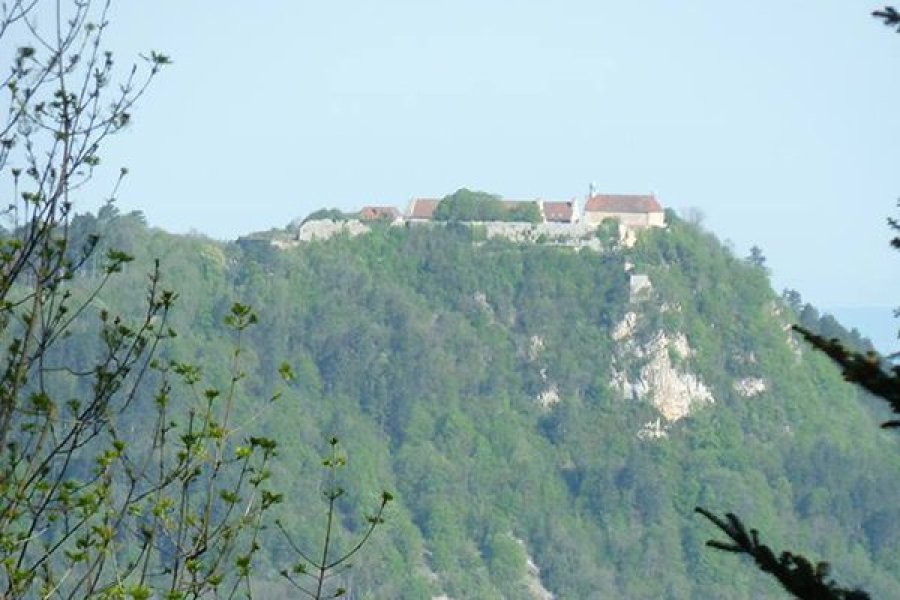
540;200;577;223
582;194;665;229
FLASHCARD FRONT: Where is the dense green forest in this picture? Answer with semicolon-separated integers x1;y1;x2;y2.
52;208;900;598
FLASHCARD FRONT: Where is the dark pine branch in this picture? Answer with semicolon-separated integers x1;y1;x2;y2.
889;214;900;249
873;7;900;31
696;24;899;600
792;326;900;427
694;508;871;600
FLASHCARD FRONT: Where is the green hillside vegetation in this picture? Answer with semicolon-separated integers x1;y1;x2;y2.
50;210;900;598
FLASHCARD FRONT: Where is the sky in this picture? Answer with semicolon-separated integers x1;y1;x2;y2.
36;2;900;321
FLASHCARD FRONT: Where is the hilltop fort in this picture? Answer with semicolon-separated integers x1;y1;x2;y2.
398;191;664;229
250;189;667;249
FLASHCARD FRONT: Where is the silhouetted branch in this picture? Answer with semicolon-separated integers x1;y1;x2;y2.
873;7;900;31
888;210;900;249
695;508;871;600
792;326;900;427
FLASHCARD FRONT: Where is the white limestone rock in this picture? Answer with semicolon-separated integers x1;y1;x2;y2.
733;377;767;397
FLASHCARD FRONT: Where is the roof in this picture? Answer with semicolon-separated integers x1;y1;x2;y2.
584;194;662;214
359;206;400;220
542;200;574;222
499;199;538;212
407;198;440;219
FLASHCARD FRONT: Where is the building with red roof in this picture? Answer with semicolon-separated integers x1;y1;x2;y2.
405;198;440;222
582;194;665;229
540;200;576;223
359;206;401;221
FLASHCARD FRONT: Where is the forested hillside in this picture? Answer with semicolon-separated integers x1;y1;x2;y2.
59;209;900;598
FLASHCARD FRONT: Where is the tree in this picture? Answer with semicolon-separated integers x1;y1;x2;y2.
695;301;896;599
277;438;393;600
746;245;767;270
299;208;353;226
680;206;706;228
695;11;900;598
0;3;387;597
781;289;803;314
433;188;542;223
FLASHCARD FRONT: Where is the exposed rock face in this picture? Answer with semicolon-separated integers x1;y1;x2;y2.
270;238;298;249
429;533;557;600
733;377;767;397
537;383;560;410
769;302;804;359
785;323;803;358
612;314;715;428
296;219;370;242
669;333;692;359
731;350;758;366
528;335;545;361
629;274;652;302
473;291;492;314
533;358;561;410
425;551;451;600
638;418;667;440
660;302;682;314
618;223;638;248
524;335;561;410
630;332;714;422
612;311;638;341
511;535;555;600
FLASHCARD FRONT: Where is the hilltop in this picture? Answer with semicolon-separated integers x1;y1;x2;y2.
244;187;666;250
57;206;897;598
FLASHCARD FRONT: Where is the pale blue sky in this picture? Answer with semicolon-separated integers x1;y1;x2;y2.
83;2;900;315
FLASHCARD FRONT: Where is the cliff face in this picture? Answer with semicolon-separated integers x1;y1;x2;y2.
75;215;899;599
612;320;715;427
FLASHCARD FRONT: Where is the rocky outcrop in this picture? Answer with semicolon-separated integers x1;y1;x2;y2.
536;381;560;410
612;312;638;341
511;535;555;600
528;335;545;361
733;377;767;397
612;313;715;431
638;418;667;440
629;274;652;302
429;533;556;600
628;332;713;422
